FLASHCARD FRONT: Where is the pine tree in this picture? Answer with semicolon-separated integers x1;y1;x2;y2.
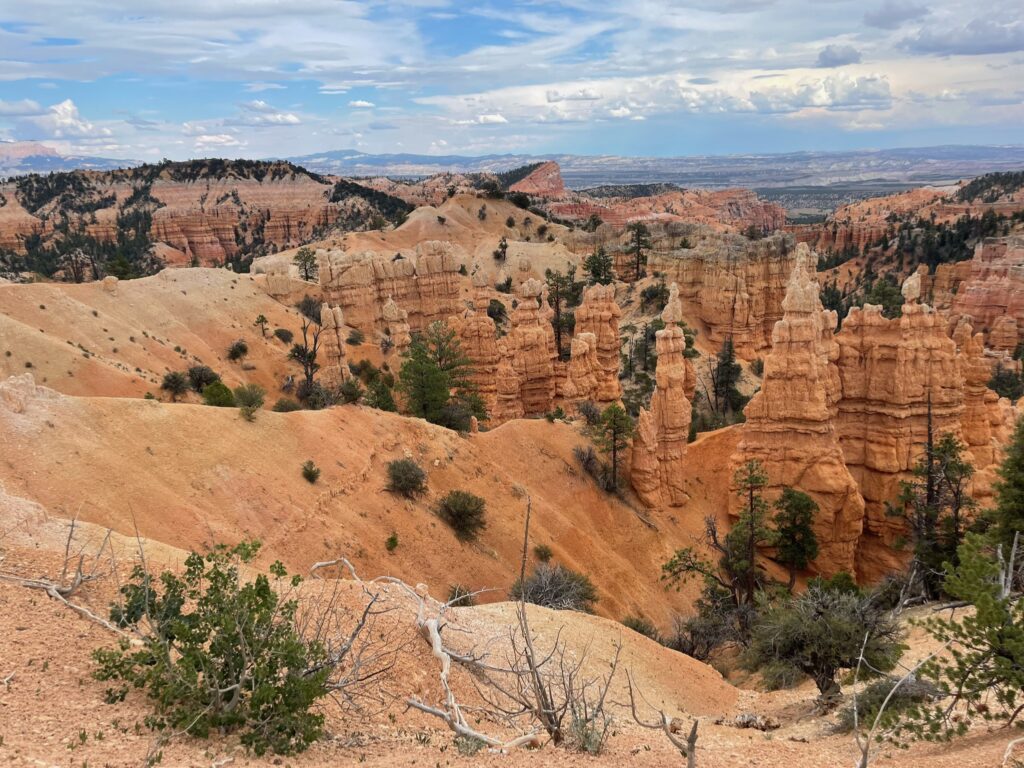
582;247;614;285
729;460;773;606
293;246;317;281
398;321;484;428
594;404;634;490
626;222;651;279
989;416;1024;549
772;488;820;591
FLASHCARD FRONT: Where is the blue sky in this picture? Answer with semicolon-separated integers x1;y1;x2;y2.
0;0;1021;160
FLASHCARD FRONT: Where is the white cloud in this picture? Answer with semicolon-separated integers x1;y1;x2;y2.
15;99;112;139
348;100;375;108
194;133;244;149
0;99;43;116
476;113;508;124
817;44;862;68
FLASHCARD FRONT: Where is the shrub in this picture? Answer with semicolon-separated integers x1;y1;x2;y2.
436;490;487;541
297;381;333;410
202;380;236;407
234;383;266;421
227;339;248;361
662;584;738;662
274;328;294;344
93;542;329;756
296;295;322;324
364;379;397;412
759;660;804;691
533;543;553;562
161;371;189;401
301;460;321;484
511;563;598;612
447;584;475;607
545;405;566;422
346;328;365;346
751;358;764;376
273;398;302;412
505;215;516;228
187;365;220;391
622;615;660;642
835;676;940;734
385;532;399;551
386;458;426;498
577;400;601;426
573;445;616;492
339;378;364;404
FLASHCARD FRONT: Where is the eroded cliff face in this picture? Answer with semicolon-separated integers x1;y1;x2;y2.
508;161;566;199
319;305;350;390
648;232;797;357
506;278;558;417
732;245;864;575
448;295;501;420
631;284;696;508
318;240;463;337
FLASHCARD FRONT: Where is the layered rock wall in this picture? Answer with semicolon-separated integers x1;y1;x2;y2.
505;278;558;417
573;284;622;403
319;305;350;389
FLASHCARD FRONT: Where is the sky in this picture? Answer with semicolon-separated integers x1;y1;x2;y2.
0;0;1022;161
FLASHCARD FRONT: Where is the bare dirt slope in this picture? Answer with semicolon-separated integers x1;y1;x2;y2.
0;268;325;398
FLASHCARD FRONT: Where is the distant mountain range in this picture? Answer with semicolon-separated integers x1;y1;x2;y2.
4;140;1023;190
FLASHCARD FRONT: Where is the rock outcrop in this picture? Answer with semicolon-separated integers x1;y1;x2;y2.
492;339;525;423
318;305;350;389
382;296;411;352
732;247;864;574
448;298;501;420
958;327;1016;475
318;241;463;337
573;284;622;403
505;278;558;417
508;161;565;199
648;231;797;357
631;284;696;508
560;332;602;402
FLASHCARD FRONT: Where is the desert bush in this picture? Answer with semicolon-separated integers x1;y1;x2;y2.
202;380;236;407
296;295;322;324
577;400;601;426
227;339;248;361
835;677;940;734
93;542;329;756
234;383;266;420
272;398;302;412
297;380;333;410
511;563;598;612
160;371;189;401
437;490;487;541
346;328;365;346
447;584;476;607
621;615;660;642
274;328;294;344
533;543;553;562
750;358;764;376
339;378;364;404
573;445;616;492
187;365;220;391
385;532;399;551
662;584;738;662
301;460;321;484
386;458;427;498
545;406;566;422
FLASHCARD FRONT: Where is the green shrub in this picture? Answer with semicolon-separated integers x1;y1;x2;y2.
301;460;321;484
545;405;566;422
274;328;294;344
622;615;660;642
511;563;598;612
187;365;220;391
227;339;248;361
533;543;553;562
436;490;487;541
92;542;329;756
386;458;426;498
751;358;764;376
296;296;321;324
385;532;399;551
835;676;939;734
161;371;189;401
273;398;302;412
339;378;364;404
202;380;236;407
577;400;601;426
759;660;804;691
346;328;365;346
234;383;265;421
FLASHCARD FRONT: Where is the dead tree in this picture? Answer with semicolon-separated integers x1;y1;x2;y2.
625;671;699;768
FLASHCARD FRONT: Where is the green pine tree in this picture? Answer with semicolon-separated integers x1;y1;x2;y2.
989;416;1024;549
772;488;820;591
582;247;614;285
594;404;634;490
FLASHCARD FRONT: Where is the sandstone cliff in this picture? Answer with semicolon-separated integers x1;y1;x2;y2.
573;283;623;403
505;278;558;417
318;304;350;389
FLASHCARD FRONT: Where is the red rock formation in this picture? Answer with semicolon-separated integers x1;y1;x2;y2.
492;339;525;423
632;284;698;508
319;305;350;389
940;237;1024;347
508;161;565;199
506;278;557;417
648;231;797;357
989;316;1019;354
573;284;622;403
319;241;463;336
958;327;1017;475
448;298;501;421
382;296;411;352
560;332;602;402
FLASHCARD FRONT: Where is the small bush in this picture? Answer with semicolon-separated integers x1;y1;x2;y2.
511;563;598;612
545;406;566;422
274;328;294;344
234;383;266;421
385;532;399;551
93;542;328;756
622;615;660;642
455;736;486;756
301;460;321;484
577;400;601;426
533;543;553;562
273;398;302;412
346;328;365;346
161;371;189;401
835;677;940;733
187;365;220;391
296;296;322;324
759;660;804;691
386;458;426;498
339;378;364;404
447;584;476;607
505;215;516;228
437;490;487;541
297;381;333;410
750;358;764;376
202;380;236;407
573;445;616;492
227;339;249;361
